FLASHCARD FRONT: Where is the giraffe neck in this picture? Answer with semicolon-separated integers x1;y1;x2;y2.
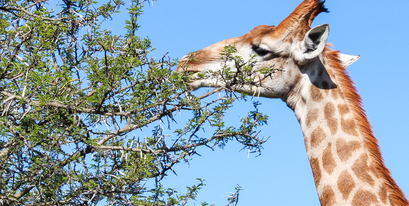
285;48;408;206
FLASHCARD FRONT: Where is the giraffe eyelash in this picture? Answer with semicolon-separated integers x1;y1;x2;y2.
252;45;280;60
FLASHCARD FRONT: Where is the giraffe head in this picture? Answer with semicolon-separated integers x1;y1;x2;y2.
177;0;357;99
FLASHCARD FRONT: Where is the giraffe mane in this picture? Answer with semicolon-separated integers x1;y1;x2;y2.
324;46;409;205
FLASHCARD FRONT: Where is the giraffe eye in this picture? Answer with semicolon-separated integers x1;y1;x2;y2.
252;45;280;60
253;46;270;56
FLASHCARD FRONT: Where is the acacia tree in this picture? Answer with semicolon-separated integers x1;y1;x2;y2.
0;0;268;205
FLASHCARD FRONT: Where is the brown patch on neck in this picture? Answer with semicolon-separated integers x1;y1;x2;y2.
379;184;388;204
352;154;375;186
321;185;336;206
310;157;322;187
310;83;324;102
340;118;358;136
323;47;409;205
322;143;336;175
336;139;361;162
337;170;356;200
306;108;319;127
324;102;338;135
310;126;325;148
337;104;349;115
352;190;379;206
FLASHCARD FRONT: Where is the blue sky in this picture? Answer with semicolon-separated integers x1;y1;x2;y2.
110;0;409;205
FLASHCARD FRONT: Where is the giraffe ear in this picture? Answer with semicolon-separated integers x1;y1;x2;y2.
295;24;330;64
339;53;360;68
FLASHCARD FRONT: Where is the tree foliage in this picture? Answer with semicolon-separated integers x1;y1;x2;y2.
0;0;267;205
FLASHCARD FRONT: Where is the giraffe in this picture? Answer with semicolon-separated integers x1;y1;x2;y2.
176;0;408;205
